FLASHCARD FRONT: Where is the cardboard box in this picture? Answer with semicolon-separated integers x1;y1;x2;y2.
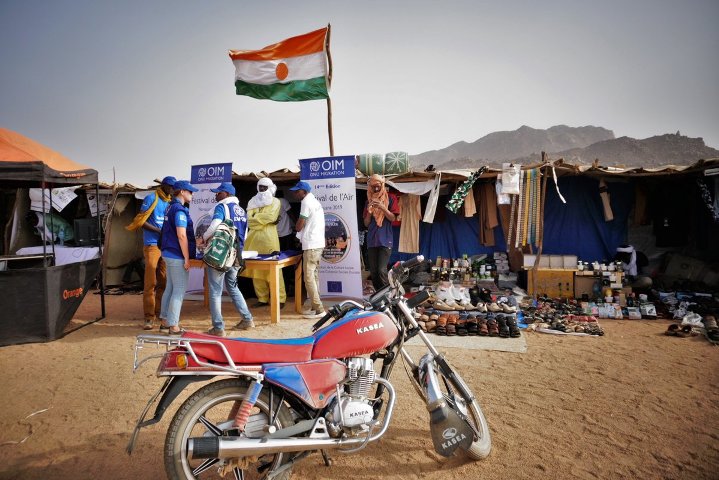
527;269;574;298
549;255;564;269
563;255;578;269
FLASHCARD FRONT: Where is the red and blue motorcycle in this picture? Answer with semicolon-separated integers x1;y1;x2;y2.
128;255;491;479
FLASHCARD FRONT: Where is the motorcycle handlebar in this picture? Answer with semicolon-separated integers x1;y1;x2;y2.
405;289;430;309
311;311;333;332
401;255;424;271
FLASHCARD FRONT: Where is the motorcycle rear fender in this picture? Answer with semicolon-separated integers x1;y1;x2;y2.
126;376;207;455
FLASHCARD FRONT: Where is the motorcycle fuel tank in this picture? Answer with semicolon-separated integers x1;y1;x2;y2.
312;309;398;359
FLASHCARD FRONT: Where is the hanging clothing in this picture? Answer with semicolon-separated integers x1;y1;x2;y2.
446;167;486;214
463;187;477;217
474;183;498;247
398;194;421;253
422;172;442;223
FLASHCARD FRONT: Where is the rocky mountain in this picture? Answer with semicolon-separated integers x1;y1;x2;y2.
410;125;615;169
517;133;719;167
411;126;719;170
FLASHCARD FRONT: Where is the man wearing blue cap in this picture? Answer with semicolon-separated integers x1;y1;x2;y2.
199;182;254;336
291;181;326;318
126;175;176;330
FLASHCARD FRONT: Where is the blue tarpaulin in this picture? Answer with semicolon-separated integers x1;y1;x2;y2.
390;176;634;264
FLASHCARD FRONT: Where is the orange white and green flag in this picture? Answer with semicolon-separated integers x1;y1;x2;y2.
229;27;329;102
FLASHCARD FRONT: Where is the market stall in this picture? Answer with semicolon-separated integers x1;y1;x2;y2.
0;128;104;346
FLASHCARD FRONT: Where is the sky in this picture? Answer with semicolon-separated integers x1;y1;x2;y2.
1;0;718;186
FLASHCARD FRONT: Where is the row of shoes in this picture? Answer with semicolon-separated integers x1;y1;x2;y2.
430;286;518;313
417;312;521;338
527;319;604;335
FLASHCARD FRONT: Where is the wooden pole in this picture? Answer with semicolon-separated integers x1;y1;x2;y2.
325;23;335;156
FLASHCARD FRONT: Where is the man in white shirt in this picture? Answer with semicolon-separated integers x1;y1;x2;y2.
290;181;326;318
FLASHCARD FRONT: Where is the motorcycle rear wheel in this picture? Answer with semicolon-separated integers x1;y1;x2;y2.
433;361;492;459
165;378;295;480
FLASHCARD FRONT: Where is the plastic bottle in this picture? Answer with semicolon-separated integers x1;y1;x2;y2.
58;228;65;246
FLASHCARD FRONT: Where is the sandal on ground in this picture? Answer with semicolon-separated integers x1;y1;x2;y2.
496;314;510;338
703;315;718;330
478;319;489;336
506;316;521;338
487;318;499;336
705;328;719;343
665;324;681;336
456;318;468;336
466;319;479;335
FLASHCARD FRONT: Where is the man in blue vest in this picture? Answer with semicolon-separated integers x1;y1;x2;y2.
199;182;253;336
126;175;176;330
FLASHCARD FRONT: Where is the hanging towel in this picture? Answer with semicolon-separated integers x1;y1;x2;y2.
463;185;477;217
422;172;442;223
398;194;421;253
475;183;498;246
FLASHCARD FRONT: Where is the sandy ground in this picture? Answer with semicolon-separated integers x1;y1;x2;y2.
0;293;718;480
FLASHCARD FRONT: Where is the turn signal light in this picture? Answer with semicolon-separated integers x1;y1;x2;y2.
176;353;188;369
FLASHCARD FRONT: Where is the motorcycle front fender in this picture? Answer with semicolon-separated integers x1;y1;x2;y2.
126;375;208;455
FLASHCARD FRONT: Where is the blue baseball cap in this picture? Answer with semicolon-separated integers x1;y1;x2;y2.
289;180;312;193
173;180;199;193
210;182;236;195
160;176;177;186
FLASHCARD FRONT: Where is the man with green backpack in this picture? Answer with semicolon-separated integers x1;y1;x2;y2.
198;182;254;336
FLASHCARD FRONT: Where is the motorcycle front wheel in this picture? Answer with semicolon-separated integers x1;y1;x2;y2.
164;378;295;480
432;360;492;459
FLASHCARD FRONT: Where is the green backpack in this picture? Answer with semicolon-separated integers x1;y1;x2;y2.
202;205;237;272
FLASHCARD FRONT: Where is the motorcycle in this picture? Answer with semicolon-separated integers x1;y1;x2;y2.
128;255;491;479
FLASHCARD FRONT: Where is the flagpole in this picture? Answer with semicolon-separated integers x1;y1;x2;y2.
325;23;335;156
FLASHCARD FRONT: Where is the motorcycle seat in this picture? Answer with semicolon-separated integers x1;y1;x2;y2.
182;332;314;364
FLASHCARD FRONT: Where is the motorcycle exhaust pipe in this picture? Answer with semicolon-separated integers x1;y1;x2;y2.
188;379;395;460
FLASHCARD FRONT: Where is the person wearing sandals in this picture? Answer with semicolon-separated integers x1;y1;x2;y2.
159;180;199;335
198;182;254;336
363;174;399;291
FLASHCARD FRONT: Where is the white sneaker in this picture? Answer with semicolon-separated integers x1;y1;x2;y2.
302;310;326;318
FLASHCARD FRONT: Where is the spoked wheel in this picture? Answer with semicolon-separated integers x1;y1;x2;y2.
164;379;295;480
433;360;492;459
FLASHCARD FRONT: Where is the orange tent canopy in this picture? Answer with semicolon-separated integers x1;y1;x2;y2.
0;128;97;183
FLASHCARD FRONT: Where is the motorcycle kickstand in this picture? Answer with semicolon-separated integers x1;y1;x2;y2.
320;449;333;466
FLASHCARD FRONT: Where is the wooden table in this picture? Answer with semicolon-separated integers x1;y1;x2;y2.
189;254;303;324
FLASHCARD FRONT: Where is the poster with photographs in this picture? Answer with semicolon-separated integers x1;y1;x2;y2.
299;156;362;299
187;162;232;292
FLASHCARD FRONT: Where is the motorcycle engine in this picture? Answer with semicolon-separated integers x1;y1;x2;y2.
326;357;376;435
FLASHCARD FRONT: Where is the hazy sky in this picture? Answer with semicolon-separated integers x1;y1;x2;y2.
1;0;717;185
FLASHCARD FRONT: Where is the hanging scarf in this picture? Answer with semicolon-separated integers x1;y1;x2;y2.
125;187;171;231
446;167;487;214
367;174;389;226
616;245;638;276
247;177;277;210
